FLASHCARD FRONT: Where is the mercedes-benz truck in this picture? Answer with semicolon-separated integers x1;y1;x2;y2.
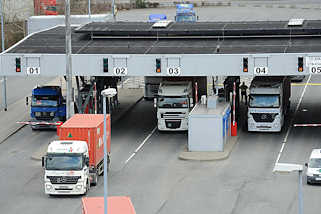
247;76;290;132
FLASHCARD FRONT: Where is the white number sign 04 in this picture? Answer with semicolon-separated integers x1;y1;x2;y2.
254;67;268;75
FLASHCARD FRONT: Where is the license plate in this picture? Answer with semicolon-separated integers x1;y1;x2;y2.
315;178;321;181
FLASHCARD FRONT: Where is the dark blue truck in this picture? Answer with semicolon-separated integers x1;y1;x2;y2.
29;86;66;130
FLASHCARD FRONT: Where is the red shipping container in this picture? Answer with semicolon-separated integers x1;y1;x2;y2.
82;197;136;214
58;114;110;169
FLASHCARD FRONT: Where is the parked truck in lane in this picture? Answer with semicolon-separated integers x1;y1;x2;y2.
82;197;136;214
175;4;197;22
28;85;66;130
42;114;110;195
247;76;291;132
154;77;207;131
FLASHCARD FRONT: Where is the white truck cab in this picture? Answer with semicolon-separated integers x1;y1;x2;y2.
306;149;321;184
155;81;194;131
42;140;90;195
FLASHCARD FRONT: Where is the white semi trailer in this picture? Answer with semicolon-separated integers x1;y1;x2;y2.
247;76;290;132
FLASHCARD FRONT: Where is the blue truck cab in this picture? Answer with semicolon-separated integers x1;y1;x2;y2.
148;14;167;22
175;4;197;22
30;86;66;129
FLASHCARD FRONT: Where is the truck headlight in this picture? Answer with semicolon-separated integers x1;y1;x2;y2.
35;112;41;117
46;184;53;190
76;185;83;190
50;112;55;117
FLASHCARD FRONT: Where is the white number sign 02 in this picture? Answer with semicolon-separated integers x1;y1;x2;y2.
167;67;181;76
113;67;128;76
254;67;268;75
26;67;40;75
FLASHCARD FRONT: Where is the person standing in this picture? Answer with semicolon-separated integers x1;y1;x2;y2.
240;82;248;104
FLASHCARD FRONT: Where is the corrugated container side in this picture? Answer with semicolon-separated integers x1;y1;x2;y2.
58;115;110;168
82;196;136;214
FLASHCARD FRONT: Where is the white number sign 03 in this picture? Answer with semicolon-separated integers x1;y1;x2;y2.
113;67;128;76
254;67;268;75
167;67;181;76
26;67;40;75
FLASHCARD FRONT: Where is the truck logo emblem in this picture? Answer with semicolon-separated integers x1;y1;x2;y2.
68;133;72;138
261;114;267;120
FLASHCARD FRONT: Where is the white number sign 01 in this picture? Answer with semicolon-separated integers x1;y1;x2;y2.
167;67;181;76
26;67;40;75
113;67;128;76
254;67;268;75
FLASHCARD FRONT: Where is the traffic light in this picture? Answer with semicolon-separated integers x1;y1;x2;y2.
298;57;303;72
156;58;161;73
103;58;108;73
16;57;21;72
243;57;248;72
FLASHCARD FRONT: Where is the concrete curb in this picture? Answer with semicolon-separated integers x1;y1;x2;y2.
31;95;144;161
179;135;238;161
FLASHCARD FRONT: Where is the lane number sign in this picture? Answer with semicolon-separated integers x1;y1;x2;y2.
113;67;128;76
309;66;321;74
254;67;268;75
167;67;181;76
26;67;40;75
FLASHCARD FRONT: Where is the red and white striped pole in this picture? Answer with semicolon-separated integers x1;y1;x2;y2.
195;82;198;104
94;82;97;114
231;82;237;136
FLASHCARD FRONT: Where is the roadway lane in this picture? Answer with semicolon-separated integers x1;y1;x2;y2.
0;99;155;214
278;75;321;214
86;80;308;214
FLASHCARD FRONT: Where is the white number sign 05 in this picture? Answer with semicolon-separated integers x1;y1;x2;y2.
309;66;321;74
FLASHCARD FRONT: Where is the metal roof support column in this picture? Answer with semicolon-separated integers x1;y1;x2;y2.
1;0;7;111
65;0;73;119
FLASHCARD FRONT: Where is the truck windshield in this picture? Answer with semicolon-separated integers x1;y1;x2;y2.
249;95;280;108
309;158;321;168
158;96;189;108
32;95;58;107
176;14;196;22
46;154;83;170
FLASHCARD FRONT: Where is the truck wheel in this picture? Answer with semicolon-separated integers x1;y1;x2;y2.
91;173;98;186
85;180;90;194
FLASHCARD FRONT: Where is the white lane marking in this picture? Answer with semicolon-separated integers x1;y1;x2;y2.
275;74;311;165
124;126;157;164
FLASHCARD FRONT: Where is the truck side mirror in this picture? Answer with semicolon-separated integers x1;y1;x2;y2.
85;157;89;166
305;163;308;167
42;156;45;168
175;16;177;21
154;98;157;108
190;98;194;107
197;16;199;20
26;97;29;106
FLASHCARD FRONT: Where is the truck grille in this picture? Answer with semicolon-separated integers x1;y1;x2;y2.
162;112;185;118
251;113;277;123
47;176;81;184
35;112;54;121
165;120;181;129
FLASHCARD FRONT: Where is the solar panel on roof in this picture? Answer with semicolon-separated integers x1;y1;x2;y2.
288;18;304;26
152;20;172;28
